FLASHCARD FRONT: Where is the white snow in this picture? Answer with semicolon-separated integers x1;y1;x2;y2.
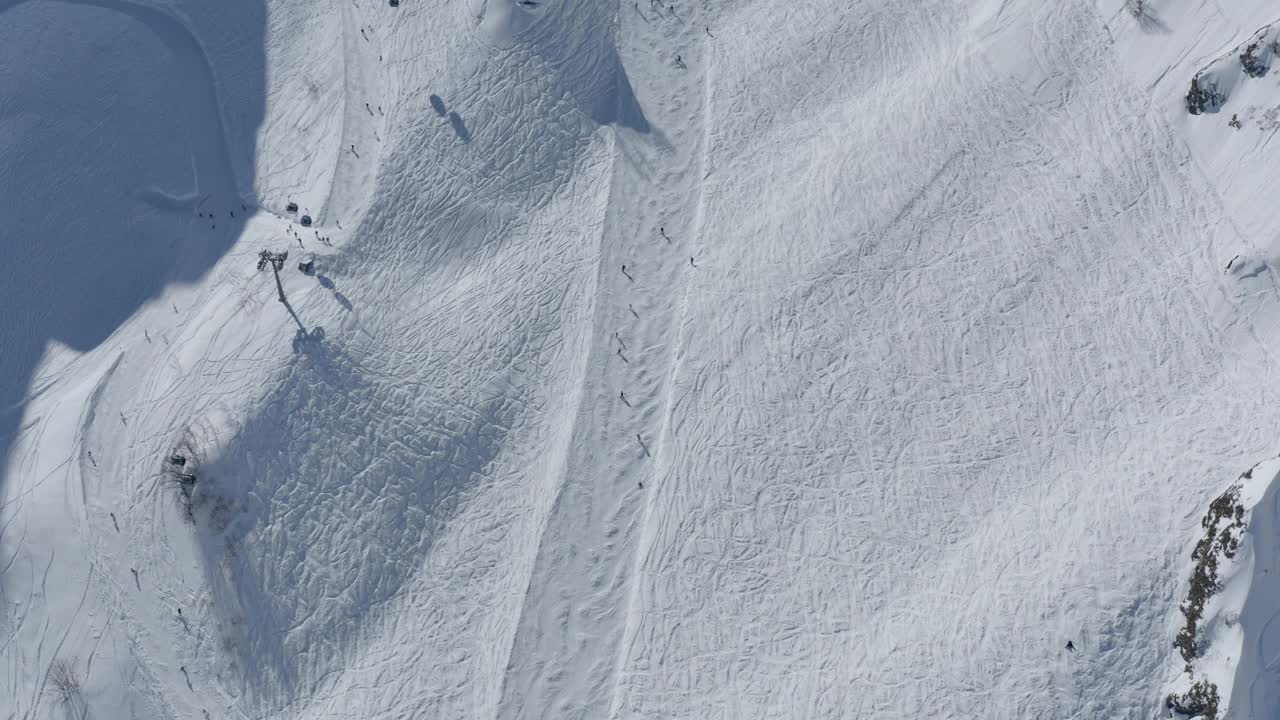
8;0;1280;717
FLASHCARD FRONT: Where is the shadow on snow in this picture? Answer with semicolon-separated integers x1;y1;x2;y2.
0;0;265;591
191;337;513;708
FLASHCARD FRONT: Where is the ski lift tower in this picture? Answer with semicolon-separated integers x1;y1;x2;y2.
257;249;290;302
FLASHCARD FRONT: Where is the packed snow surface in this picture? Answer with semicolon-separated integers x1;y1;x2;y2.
9;0;1280;717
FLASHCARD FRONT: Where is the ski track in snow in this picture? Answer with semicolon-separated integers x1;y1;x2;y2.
492;3;713;716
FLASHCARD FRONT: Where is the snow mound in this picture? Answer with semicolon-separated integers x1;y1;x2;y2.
473;0;540;49
1185;26;1279;115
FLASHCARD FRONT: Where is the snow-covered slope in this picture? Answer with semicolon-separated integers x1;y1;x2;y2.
1218;460;1280;719
9;0;1280;717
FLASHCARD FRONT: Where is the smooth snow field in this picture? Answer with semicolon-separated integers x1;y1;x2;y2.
9;0;1280;717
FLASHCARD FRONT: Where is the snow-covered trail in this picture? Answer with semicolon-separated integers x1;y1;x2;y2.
318;1;384;226
493;4;712;717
